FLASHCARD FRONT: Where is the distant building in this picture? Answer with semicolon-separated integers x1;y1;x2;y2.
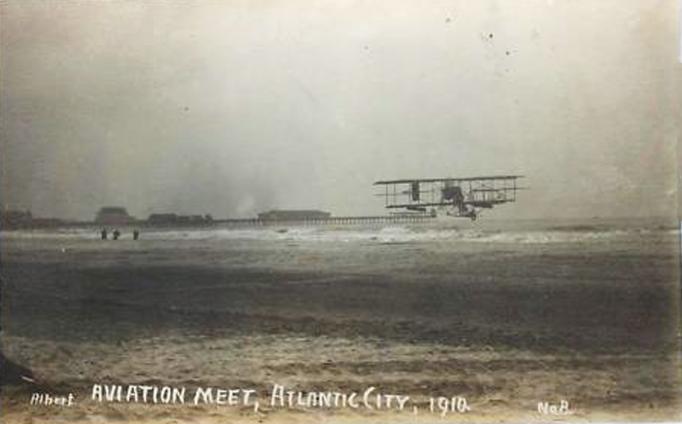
95;207;134;225
257;209;331;221
1;210;66;229
1;210;33;229
147;213;178;225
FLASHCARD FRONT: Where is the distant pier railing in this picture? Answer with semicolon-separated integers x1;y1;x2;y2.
214;215;435;227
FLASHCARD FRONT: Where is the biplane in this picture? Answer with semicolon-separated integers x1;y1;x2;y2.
374;175;523;220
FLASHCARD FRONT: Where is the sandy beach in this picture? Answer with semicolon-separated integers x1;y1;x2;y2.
1;219;680;423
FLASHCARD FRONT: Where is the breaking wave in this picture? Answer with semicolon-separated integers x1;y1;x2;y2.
3;224;676;245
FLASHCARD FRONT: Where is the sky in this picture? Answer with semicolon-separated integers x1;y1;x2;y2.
1;0;679;221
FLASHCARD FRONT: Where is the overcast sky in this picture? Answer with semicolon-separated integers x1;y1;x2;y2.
1;0;679;220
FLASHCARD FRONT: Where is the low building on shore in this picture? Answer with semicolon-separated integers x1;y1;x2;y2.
95;207;135;225
1;210;67;229
1;210;33;229
147;213;178;225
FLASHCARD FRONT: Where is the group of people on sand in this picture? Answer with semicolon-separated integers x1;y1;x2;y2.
100;228;140;240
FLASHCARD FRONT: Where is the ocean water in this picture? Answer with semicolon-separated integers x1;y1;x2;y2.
2;216;676;242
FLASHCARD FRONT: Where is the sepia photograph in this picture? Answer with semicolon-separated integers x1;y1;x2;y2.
1;1;680;423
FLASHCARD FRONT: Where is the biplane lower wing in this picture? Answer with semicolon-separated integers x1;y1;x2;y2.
374;175;524;220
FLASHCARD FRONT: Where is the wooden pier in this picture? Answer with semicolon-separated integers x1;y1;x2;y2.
214;214;435;227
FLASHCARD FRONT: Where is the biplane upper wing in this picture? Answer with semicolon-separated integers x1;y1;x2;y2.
374;175;523;185
374;175;524;219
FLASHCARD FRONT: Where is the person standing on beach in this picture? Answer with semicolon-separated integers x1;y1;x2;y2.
133;229;139;240
100;228;108;240
112;229;120;240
